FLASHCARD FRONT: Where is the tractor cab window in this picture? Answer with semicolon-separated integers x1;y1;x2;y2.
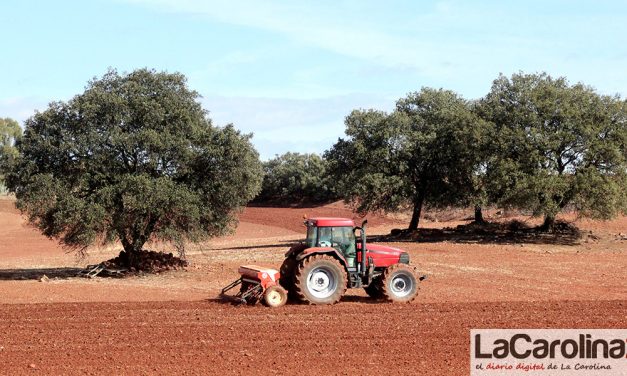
317;227;356;260
306;225;317;248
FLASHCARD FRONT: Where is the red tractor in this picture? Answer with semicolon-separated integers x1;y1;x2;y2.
279;217;425;305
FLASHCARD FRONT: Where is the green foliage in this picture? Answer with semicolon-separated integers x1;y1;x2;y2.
6;68;263;255
478;72;627;225
328;74;626;231
326;88;492;230
0;117;22;187
257;152;336;204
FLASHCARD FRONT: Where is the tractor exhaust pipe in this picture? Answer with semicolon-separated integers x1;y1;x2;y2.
360;220;367;277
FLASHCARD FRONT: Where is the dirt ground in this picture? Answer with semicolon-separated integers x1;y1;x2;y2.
0;197;626;375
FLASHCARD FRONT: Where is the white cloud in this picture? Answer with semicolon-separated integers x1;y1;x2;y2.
0;97;50;126
202;93;395;159
120;0;481;78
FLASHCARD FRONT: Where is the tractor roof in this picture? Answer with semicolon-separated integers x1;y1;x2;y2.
306;217;355;227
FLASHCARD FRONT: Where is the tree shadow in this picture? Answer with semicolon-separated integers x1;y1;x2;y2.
0;267;84;281
372;220;582;246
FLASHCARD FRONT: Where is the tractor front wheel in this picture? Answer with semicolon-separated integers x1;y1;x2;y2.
294;255;347;305
380;264;419;303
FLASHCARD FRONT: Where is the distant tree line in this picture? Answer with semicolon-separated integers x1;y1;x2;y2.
260;72;627;231
0;117;22;193
255;152;337;204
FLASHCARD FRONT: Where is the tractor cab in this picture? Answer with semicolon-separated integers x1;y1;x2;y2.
304;218;358;267
301;217;410;272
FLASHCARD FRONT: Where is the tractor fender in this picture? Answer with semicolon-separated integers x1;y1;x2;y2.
295;247;348;267
284;243;307;258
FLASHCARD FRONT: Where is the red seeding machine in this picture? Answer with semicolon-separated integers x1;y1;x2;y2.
220;265;288;307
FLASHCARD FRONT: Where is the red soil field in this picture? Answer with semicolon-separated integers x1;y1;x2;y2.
1;301;624;375
0;197;625;375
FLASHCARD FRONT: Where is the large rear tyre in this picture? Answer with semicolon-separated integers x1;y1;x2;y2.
263;285;288;308
380;264;419;303
364;276;384;299
279;256;298;300
294;255;347;305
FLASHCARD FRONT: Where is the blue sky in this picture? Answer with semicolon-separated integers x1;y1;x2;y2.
1;0;626;159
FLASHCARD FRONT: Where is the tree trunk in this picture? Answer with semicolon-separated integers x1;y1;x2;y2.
474;205;485;223
118;230;145;268
540;214;556;232
408;191;425;232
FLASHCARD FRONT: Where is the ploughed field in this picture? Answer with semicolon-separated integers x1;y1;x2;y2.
0;198;626;375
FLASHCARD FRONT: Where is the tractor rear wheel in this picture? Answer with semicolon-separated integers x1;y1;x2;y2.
279;256;298;299
380;263;419;303
294;255;347;305
364;277;384;299
263;285;288;308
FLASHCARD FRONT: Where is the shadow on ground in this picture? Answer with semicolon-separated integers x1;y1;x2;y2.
372;220;583;246
209;221;584;250
207;240;300;251
340;295;389;304
0;267;83;280
207;295;382;307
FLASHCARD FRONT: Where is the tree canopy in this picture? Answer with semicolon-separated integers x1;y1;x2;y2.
327;74;626;231
326;88;492;230
478;72;627;228
6;69;263;259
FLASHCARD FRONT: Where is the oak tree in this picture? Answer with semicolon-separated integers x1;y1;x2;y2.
0;117;22;190
326;88;492;230
478;72;627;229
6;69;263;263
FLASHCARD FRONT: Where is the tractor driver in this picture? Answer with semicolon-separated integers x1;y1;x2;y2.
317;227;357;267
